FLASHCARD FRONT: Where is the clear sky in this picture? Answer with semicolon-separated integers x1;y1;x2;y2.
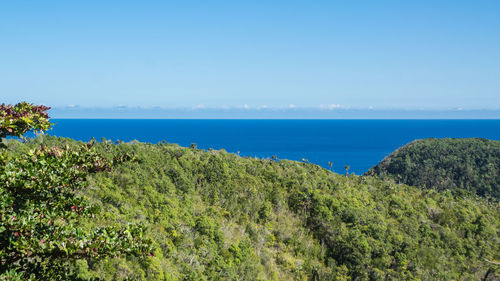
1;0;499;110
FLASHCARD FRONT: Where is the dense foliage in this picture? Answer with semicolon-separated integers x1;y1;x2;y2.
2;104;499;280
0;103;152;280
0;102;51;142
7;136;499;280
366;138;500;199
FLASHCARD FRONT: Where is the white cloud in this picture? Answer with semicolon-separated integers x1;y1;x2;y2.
319;104;345;110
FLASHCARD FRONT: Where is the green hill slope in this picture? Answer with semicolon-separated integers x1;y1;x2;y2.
7;136;500;280
365;138;500;199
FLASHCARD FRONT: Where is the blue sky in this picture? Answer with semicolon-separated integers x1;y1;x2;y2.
1;0;499;110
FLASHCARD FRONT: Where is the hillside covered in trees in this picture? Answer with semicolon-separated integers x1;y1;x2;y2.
4;136;499;280
366;138;500;199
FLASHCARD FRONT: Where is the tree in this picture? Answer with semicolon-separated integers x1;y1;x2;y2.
344;165;350;176
0;102;51;146
0;102;153;280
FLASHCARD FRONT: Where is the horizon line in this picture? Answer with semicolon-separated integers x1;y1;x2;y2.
50;117;500;120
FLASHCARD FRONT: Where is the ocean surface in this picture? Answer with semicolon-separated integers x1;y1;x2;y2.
43;119;500;175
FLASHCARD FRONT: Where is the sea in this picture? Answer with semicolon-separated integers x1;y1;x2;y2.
43;119;500;175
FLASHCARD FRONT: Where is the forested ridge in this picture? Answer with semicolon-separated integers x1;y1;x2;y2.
4;136;499;280
366;138;500;199
1;103;499;280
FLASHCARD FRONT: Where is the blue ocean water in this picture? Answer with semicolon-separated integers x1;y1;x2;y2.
44;119;500;175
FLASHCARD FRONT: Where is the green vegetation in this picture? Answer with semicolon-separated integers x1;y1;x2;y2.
1;104;499;280
4;136;497;280
0;102;51;146
366;138;500;199
0;103;152;280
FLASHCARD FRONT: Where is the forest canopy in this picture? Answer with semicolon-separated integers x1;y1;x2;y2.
3;136;497;280
1;103;499;280
365;138;500;199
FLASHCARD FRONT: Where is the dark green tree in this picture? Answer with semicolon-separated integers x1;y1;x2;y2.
366;138;500;198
